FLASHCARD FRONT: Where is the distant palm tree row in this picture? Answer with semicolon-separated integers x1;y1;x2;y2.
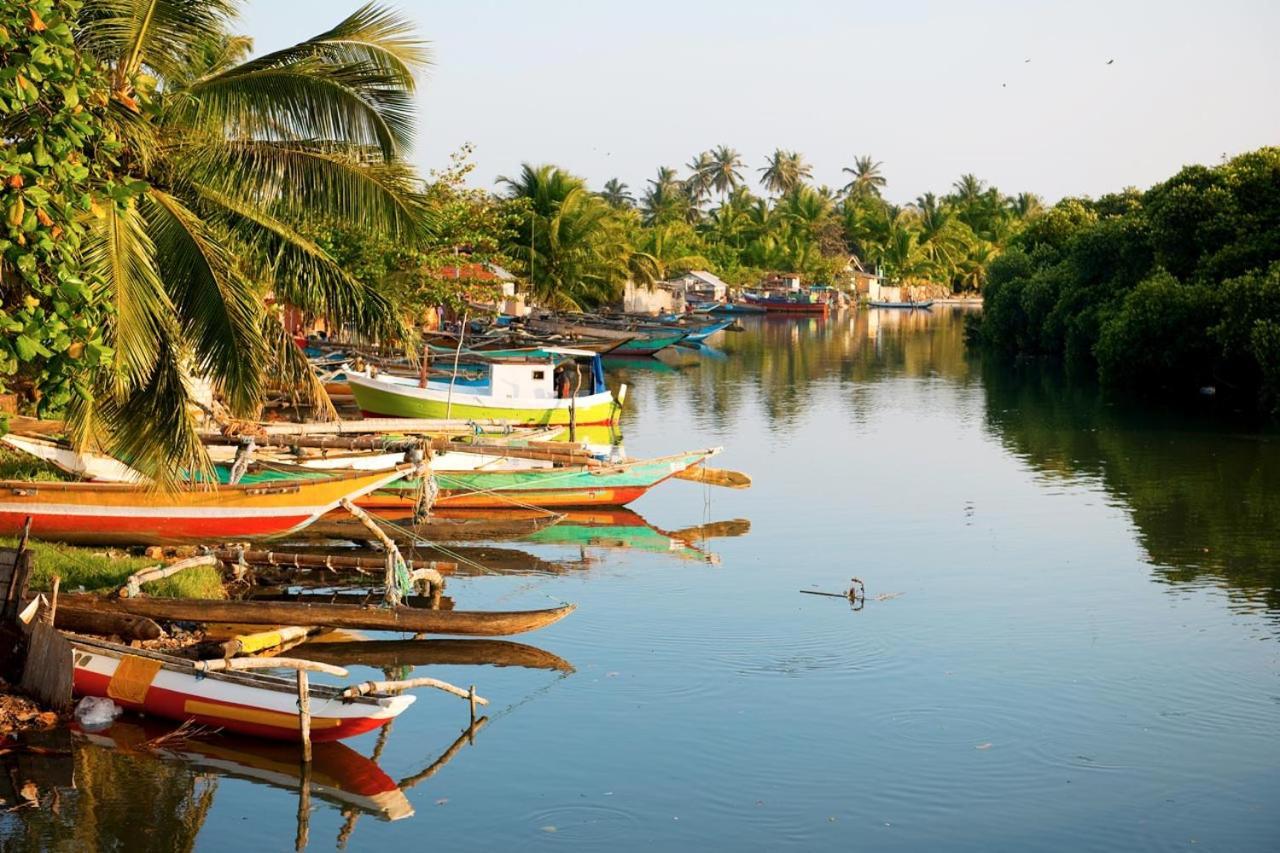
512;147;1045;295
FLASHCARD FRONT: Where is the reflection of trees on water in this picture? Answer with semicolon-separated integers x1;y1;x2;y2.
983;362;1280;615
613;308;979;429
5;743;214;852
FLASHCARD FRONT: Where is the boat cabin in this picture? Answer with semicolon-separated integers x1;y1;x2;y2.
454;349;607;400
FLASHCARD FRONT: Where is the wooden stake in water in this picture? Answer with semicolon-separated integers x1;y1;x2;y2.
297;670;312;764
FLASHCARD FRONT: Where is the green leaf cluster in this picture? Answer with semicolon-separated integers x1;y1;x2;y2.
977;147;1280;414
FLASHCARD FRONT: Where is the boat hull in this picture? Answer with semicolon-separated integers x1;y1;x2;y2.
359;450;718;510
742;297;830;314
347;374;619;425
71;642;412;742
867;300;934;309
0;467;409;545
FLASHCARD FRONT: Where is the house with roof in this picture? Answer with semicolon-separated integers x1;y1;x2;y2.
667;270;730;303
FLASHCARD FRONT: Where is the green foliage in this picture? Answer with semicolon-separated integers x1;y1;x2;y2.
499;164;657;309
0;0;120;417
1095;271;1217;390
2;1;434;482
976;147;1280;414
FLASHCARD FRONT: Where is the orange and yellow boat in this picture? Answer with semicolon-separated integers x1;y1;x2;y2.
0;465;412;545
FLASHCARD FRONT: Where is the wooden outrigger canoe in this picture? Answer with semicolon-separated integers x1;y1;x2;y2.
0;465;414;545
69;636;414;742
370;449;723;509
61;594;576;636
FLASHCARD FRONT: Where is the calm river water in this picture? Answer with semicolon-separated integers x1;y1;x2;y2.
4;307;1279;851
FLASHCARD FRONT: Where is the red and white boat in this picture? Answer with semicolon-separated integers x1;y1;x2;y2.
70;637;414;742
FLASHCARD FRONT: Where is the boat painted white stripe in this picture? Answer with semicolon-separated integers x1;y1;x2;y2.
74;651;414;719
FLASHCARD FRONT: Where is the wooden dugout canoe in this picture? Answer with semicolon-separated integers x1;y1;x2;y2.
70;636;413;742
294;638;575;672
0;465;414;546
62;594;576;636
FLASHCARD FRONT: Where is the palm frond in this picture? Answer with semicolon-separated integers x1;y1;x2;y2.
185;61;412;156
97;333;213;487
174;140;432;242
189;181;405;344
262;316;338;421
82;199;172;395
223;3;429;83
77;0;238;83
143;189;266;416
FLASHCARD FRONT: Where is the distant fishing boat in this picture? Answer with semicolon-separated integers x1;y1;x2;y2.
346;349;624;425
709;301;766;315
70;636;414;742
867;300;934;309
523;317;689;356
0;465;411;545
741;291;831;315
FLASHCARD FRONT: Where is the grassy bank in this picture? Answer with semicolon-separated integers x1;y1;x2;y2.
3;538;226;599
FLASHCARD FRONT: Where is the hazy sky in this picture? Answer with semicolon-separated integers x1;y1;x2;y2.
241;0;1278;204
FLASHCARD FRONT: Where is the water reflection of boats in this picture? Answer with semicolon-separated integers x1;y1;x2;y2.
293;637;575;672
293;507;564;543
523;509;751;562
78;720;415;821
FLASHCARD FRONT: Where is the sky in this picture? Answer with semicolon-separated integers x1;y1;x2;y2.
240;0;1279;204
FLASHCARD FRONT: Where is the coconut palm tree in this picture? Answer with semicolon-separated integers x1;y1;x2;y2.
640;166;683;225
1008;192;1044;220
758;149;812;196
69;1;432;479
499;164;655;309
708;144;745;197
684;151;715;206
841;156;886;199
951;173;987;205
600;178;634;209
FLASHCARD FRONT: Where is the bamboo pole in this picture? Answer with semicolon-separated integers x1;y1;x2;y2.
340;677;489;705
121;555;219;598
194;657;349;677
339;499;445;602
445;310;469;420
213;549;457;576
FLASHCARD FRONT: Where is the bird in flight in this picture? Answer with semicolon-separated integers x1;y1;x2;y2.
1106;59;1115;64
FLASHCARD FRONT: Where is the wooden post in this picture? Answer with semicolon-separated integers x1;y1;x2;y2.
468;684;477;727
45;576;60;627
418;343;430;389
297;669;312;764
